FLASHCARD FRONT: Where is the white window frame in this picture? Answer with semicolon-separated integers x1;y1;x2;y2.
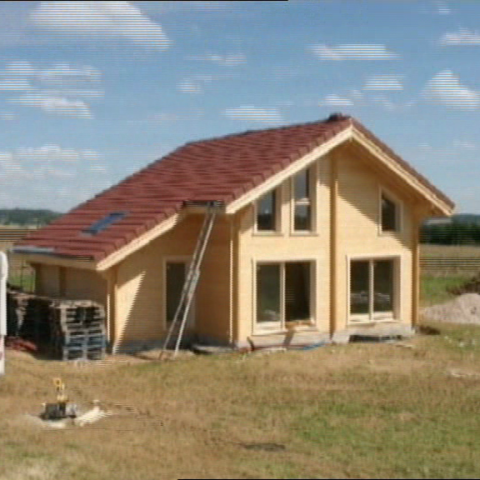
291;164;317;235
346;254;401;325
253;258;316;335
163;255;195;330
253;186;282;235
378;187;403;235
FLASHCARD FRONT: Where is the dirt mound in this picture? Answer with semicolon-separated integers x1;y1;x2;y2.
448;273;480;295
421;293;480;325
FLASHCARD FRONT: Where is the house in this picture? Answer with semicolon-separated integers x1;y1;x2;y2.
12;114;455;352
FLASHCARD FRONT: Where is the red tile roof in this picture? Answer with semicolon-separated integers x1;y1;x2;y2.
14;114;454;262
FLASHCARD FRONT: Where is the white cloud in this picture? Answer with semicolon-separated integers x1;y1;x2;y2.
0;152;25;175
16;145;81;162
38;64;101;84
436;1;451;15
423;70;480;110
188;53;246;67
82;150;103;162
453;140;477;151
0;112;15;121
224;105;283;125
439;28;480;46
0;77;32;91
30;1;170;50
318;94;353;107
363;74;404;91
40;88;104;98
10;93;92;118
0;145;102;184
45;166;76;177
89;165;107;173
3;61;35;76
309;44;399;61
177;74;229;94
178;79;203;94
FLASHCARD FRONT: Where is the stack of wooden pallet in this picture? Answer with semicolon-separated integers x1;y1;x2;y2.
50;300;106;361
21;296;52;345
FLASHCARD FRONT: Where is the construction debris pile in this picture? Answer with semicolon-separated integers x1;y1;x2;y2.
421;293;480;325
6;285;106;361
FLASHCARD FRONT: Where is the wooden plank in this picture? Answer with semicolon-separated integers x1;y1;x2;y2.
330;153;338;335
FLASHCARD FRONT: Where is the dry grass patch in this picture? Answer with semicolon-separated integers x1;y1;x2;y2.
2;328;480;479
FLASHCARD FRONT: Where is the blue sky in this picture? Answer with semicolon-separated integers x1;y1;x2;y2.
0;1;479;213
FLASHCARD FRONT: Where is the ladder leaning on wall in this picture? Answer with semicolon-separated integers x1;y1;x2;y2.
160;201;221;359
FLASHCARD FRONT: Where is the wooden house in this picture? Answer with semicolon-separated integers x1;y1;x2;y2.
12;114;455;352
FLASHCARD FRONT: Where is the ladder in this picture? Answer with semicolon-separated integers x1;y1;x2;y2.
160;202;220;359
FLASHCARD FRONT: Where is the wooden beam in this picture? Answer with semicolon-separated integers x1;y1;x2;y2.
411;209;421;329
330;153;339;336
107;266;118;352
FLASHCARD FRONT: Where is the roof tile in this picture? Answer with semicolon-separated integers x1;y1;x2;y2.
15;114;454;262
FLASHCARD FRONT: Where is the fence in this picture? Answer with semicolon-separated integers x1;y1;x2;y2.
420;244;480;276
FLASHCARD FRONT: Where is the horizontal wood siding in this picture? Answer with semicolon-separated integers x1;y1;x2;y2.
64;268;107;307
114;214;231;348
36;264;60;297
335;146;413;330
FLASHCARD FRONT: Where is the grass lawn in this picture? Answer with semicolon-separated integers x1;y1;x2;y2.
420;274;471;307
2;321;480;479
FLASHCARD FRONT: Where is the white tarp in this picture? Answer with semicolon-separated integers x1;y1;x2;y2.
0;252;8;376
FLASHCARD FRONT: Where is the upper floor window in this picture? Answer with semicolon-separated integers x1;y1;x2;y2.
293;169;312;231
381;193;399;232
257;189;277;231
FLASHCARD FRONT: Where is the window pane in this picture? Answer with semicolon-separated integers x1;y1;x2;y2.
166;262;186;322
257;265;281;323
374;260;394;312
285;262;310;322
294;170;309;201
350;261;370;315
257;190;276;231
294;205;311;231
381;195;397;231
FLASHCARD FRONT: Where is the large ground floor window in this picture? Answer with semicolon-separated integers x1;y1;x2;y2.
256;261;312;329
350;257;397;322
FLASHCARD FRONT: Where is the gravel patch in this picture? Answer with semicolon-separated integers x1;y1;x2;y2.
421;293;480;325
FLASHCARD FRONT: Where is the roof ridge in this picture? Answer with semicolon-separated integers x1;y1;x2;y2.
184;112;353;147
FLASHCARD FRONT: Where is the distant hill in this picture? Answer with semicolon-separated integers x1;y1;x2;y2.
423;214;480;226
0;208;63;227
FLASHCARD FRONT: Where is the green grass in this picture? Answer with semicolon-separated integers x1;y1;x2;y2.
3;325;480;479
420;274;471;307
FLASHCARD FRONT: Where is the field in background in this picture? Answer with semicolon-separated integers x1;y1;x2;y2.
420;244;480;276
419;244;480;307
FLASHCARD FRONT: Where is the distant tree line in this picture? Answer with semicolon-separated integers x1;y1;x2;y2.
421;220;480;246
0;208;62;226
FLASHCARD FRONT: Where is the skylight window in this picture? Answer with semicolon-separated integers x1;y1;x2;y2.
83;211;127;235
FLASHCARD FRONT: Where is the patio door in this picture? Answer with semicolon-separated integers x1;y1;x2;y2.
165;260;195;328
